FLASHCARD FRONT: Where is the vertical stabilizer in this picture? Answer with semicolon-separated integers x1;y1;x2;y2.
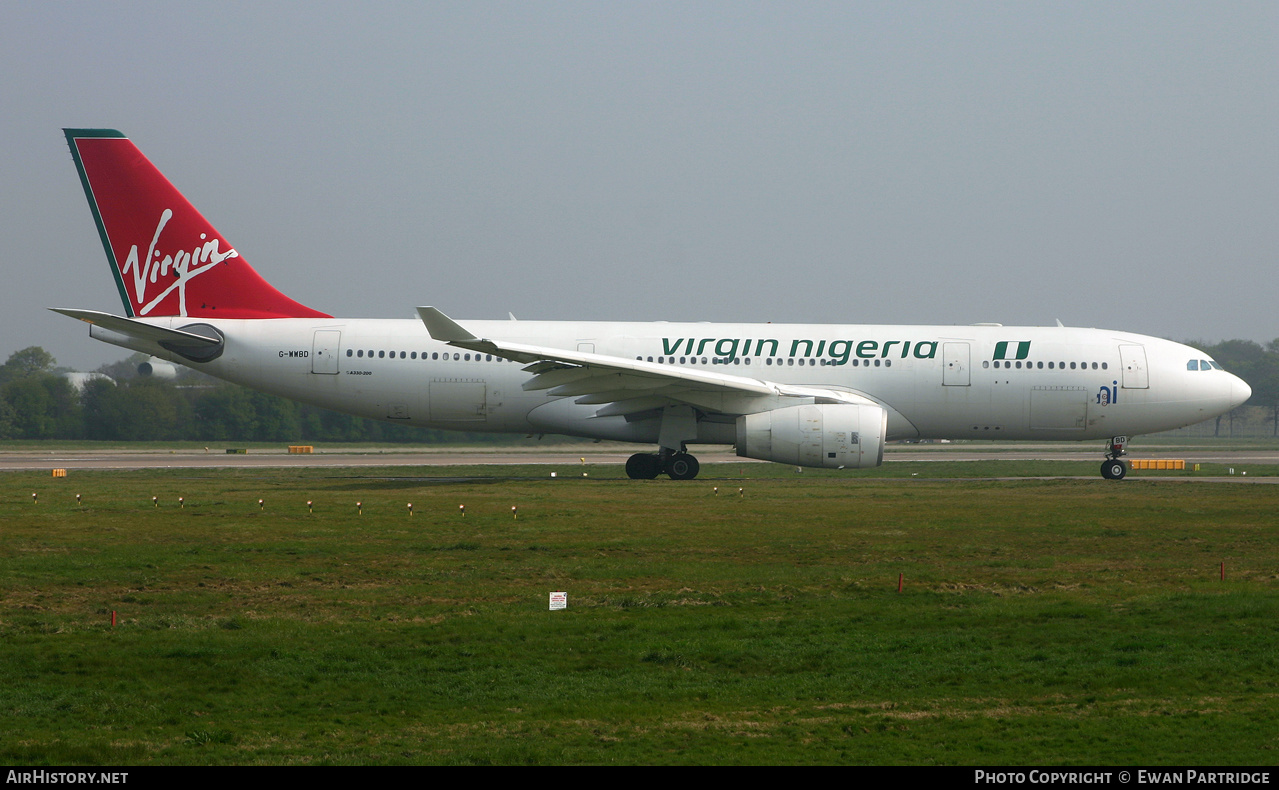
64;129;330;319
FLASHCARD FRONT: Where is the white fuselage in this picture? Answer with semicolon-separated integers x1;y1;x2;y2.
93;317;1249;446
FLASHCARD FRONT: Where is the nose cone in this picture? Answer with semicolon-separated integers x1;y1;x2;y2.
1230;374;1252;410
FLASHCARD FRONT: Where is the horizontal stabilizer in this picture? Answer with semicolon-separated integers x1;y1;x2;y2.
49;308;222;347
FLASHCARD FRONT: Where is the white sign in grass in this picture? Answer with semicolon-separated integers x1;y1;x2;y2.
549;592;567;611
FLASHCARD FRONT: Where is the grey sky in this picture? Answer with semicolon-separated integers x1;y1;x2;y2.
3;2;1275;371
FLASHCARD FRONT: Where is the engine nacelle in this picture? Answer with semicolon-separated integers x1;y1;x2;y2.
735;404;887;469
137;357;178;380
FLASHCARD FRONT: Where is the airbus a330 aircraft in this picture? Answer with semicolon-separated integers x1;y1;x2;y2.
55;129;1251;480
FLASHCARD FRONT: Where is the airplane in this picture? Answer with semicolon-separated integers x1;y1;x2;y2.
54;128;1251;480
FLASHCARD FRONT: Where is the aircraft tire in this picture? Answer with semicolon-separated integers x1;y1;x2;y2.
625;453;662;479
1101;459;1128;480
665;453;700;481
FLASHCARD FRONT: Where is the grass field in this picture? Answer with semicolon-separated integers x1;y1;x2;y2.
2;461;1277;765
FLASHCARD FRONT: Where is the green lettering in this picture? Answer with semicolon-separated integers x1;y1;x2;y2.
828;340;852;366
662;338;683;355
791;339;814;358
881;340;899;358
696;338;714;354
715;338;740;358
857;340;878;358
755;339;779;357
913;341;938;359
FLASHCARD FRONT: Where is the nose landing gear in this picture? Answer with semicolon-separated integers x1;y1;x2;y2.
1101;436;1129;480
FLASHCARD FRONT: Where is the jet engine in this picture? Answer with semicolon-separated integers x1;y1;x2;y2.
137;357;178;380
735;403;886;469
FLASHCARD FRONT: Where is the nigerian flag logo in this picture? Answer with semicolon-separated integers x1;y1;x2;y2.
993;341;1031;360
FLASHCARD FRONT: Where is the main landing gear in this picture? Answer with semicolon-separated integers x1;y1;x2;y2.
625;449;701;480
1100;435;1129;480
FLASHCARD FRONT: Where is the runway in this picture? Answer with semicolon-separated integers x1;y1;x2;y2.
1;442;1275;481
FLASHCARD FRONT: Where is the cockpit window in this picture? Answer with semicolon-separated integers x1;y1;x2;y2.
1187;359;1224;371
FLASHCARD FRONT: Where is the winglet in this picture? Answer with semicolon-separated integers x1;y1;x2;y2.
417;306;480;342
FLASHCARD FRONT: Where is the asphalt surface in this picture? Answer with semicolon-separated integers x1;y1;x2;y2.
2;443;1275;482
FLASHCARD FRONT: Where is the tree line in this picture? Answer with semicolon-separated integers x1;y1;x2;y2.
0;348;504;443
1;340;1276;442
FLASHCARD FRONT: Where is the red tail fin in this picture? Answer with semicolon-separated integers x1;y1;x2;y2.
64;129;330;319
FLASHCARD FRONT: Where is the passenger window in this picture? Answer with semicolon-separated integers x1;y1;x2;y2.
983;361;989;368
346;349;353;357
378;350;385;359
357;349;364;358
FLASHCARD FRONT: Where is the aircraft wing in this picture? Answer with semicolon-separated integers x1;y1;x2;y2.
418;306;880;417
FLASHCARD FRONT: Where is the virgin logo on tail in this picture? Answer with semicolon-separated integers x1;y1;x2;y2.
65;129;331;320
123;209;239;316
